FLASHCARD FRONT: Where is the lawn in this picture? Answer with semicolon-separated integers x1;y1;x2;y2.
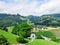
0;30;19;44
26;39;60;45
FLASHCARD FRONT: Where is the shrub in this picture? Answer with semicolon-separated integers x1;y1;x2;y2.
34;30;57;42
33;32;42;39
40;30;57;41
17;36;28;43
0;35;10;45
0;26;8;32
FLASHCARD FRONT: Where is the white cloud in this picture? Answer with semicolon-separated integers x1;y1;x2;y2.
0;0;60;16
37;0;60;15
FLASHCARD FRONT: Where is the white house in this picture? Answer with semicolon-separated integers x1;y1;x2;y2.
28;33;36;39
28;33;36;43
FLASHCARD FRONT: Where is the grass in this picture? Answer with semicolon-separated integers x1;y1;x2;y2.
34;27;60;39
0;26;60;45
0;30;19;44
46;27;60;31
26;39;60;45
44;27;60;39
7;26;14;33
20;17;27;20
50;30;60;39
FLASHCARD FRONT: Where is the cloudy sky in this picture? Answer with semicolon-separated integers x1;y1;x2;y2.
0;0;60;16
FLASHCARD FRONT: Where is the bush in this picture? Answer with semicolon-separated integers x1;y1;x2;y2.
0;26;8;32
34;30;57;42
40;30;57;41
33;32;42;39
17;36;28;43
0;35;10;45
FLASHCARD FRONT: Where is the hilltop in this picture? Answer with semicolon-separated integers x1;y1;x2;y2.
0;13;60;27
0;13;27;27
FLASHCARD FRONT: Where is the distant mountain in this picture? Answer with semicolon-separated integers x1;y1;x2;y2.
34;14;60;26
25;15;40;23
0;13;27;27
25;14;60;27
0;13;60;27
43;14;60;18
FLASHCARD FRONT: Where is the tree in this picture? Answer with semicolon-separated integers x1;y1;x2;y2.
2;26;8;32
12;23;32;38
0;26;8;32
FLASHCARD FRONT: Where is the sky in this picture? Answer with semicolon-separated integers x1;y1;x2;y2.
0;0;60;16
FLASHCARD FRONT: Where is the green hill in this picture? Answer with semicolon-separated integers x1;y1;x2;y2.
26;39;60;45
25;14;60;27
0;30;19;44
0;13;27;27
33;15;60;27
0;13;60;27
25;15;40;23
43;14;60;18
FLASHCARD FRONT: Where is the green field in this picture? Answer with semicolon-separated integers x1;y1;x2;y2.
26;39;60;45
0;30;19;44
7;26;14;33
35;27;60;39
0;26;60;45
46;27;60;39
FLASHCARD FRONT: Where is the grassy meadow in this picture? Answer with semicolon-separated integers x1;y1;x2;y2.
0;27;19;44
26;39;60;45
0;26;60;45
